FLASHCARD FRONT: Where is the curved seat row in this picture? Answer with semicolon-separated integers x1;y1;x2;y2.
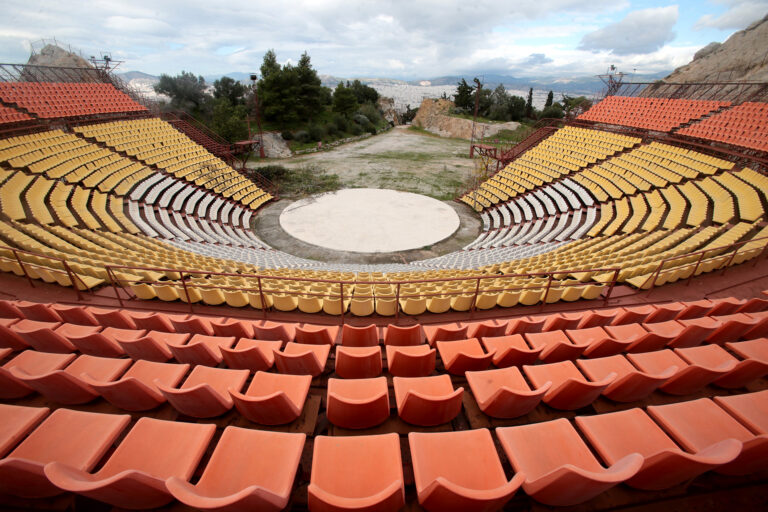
1;390;766;510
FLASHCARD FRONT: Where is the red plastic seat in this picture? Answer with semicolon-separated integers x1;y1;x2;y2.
56;323;126;357
604;322;672;352
466;319;508;339
274;342;330;376
253;320;296;341
157;365;248;418
169;314;217;335
706;313;759;344
0;404;49;457
128;311;175;332
166;427;305;512
675;299;716;319
524;330;589;362
727;337;768;363
0;351;75;399
713;390;768;435
0;299;24;319
295;323;339;345
648;398;768;475
506;315;546;334
394;374;463;426
386;344;436;377
82;360;190;411
15;301;62;322
497;418;643;506
424;322;468;346
576;308;619;329
87;307;138;329
466;367;550;418
677;343;767;388
576;408;740;490
0;317;28;349
409;429;524;512
0;409;129;498
309;433;404;512
45;417;215;509
628;348;734;395
210;317;256;338
10;354;131;404
327;376;390;429
116;330;186;362
542;311;583;332
335;345;382;378
524;360;615;410
706;297;746;316
743;310;768;338
49;304;99;326
644;302;686;323
568;326;632;358
341;323;379;347
383;323;423;346
576;354;676;402
641;318;712;349
480;334;542;367
436;338;494;375
220;338;281;371
230;371;311;425
168;334;236;366
11;319;73;352
611;305;655;325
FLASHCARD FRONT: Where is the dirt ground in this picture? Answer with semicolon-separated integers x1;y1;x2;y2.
258;126;477;200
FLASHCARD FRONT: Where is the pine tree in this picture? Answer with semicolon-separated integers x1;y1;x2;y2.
525;87;534;118
545;90;554;108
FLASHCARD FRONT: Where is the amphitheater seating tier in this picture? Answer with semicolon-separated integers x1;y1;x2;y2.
0;82;146;118
678;102;768;152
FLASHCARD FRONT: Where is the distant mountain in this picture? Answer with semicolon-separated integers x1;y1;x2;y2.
203;72;254;83
118;70;158;81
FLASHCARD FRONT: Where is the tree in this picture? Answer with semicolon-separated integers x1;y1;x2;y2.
545;90;554;108
260;49;280;79
525;87;534;119
332;82;358;117
154;71;208;111
454;78;474;110
508;95;526;121
347;79;379;104
489;84;511;121
295;51;326;120
540;103;564;120
209;97;249;142
561;95;593;118
213;76;247;106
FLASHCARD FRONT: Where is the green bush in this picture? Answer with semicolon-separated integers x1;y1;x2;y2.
332;113;349;132
357;103;383;125
349;123;363;136
252;165;288;182
308;123;326;142
293;130;311;143
280;131;293;140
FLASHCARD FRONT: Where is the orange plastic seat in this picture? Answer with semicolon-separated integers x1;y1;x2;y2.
116;330;186;362
611;305;655;325
0;404;49;457
576;354;676;402
743;310;768;338
644;302;686;323
576;308;619;329
524;360;615;410
727;337;768;364
466;319;508;339
386;344;436;377
129;311;175;332
436;338;494;375
480;334;542;367
168;334;236;366
424;322;468;346
648;398;768;475
169;314;218;335
668;316;721;347
542;311;583;332
0;350;75;399
82;360;190;411
506;315;546;334
409;429;524;512
383;323;423;346
335;345;382;378
295;323;340;345
706;313;758;344
576;408;740;490
0;409;129;498
253;320;296;341
45;417;215;509
12;319;73;352
497;418;643;506
309;433;404;512
713;390;768;435
628;349;734;395
567;326;629;358
220;338;281;371
10;354;131;404
87;307;138;329
56;323;126;357
341;323;379;347
274;342;330;376
676;343;767;388
166;427;305;512
604;322;672;352
0;299;24;320
0;317;29;349
157;365;248;418
210;317;256;338
327;376;390;429
230;371;311;425
466;367;550;418
394;374;463;426
676;299;716;319
524;330;589;362
50;304;99;326
15;301;62;322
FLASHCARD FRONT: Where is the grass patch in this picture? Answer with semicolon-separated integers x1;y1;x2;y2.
252;164;341;197
365;151;434;163
478;122;536;148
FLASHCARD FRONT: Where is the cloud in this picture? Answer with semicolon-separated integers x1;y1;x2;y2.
521;53;554;66
695;1;768;30
578;6;678;55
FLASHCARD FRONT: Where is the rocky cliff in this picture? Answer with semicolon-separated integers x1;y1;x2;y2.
412;98;519;140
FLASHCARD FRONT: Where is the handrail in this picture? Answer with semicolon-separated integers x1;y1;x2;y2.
0;245;90;299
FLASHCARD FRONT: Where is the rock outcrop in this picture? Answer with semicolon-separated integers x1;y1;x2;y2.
377;97;401;125
412;98;519;140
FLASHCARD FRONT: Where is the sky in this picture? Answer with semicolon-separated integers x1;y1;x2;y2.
0;0;766;80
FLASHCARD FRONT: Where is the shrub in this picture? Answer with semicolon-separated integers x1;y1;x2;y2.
332;113;349;132
280;131;293;140
352;113;369;125
357;103;383;125
252;165;288;182
308;123;326;142
349;123;363;135
326;122;339;136
293;130;311;143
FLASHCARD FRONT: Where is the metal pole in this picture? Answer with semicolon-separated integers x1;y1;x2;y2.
179;271;193;313
13;249;35;288
257;276;267;320
687;252;706;286
395;282;401;323
62;261;83;300
340;281;345;324
106;266;124;307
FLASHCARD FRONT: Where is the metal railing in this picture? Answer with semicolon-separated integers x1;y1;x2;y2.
0;245;91;299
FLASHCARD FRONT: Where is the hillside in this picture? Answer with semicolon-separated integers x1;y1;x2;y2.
663;14;768;83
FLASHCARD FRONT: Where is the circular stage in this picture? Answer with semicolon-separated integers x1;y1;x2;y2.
279;188;461;253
